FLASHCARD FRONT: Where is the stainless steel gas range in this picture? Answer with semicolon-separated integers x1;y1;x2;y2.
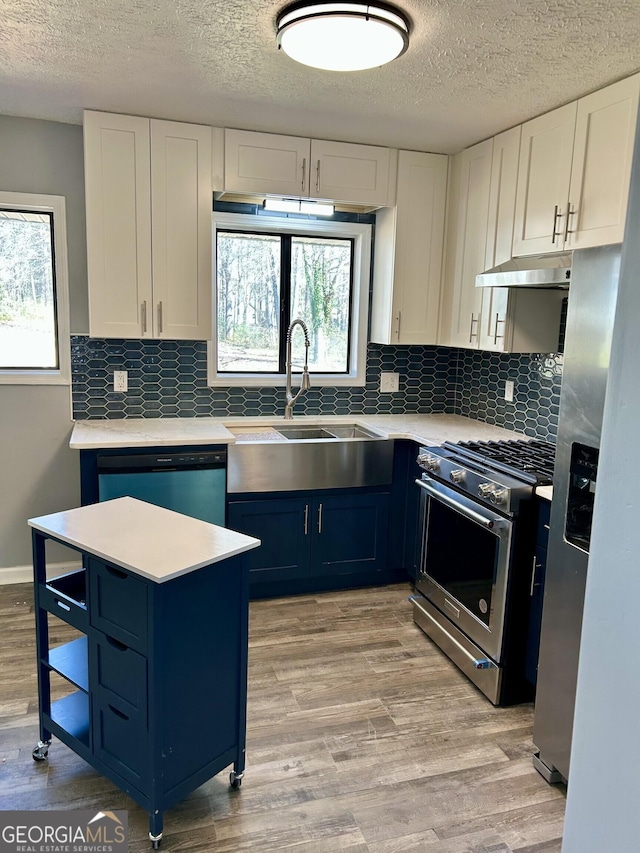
411;439;555;706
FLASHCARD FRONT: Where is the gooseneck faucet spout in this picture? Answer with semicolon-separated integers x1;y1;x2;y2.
284;319;311;419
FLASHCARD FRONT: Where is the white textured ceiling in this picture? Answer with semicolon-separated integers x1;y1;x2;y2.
0;0;639;153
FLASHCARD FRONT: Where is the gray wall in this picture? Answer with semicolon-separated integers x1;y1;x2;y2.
561;125;640;852
0;116;87;570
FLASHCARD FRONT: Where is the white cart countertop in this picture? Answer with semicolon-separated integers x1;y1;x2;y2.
536;485;554;502
70;413;527;450
28;497;260;583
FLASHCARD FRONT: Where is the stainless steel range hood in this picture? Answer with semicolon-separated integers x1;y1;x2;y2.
476;253;572;288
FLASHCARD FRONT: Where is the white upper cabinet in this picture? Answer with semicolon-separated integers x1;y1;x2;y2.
440;139;493;348
512;103;577;256
310;139;391;206
224;129;309;197
566;74;640;249
150;120;213;340
371;150;448;345
513;73;640;256
84;111;212;340
84;112;153;339
223;129;393;206
484;126;521;271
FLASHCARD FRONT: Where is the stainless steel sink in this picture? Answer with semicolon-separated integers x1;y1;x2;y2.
227;422;393;492
275;426;336;440
275;423;380;441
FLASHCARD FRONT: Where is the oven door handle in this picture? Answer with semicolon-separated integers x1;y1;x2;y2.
415;478;505;530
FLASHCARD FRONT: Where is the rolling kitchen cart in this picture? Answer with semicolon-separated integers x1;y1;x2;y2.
28;497;260;848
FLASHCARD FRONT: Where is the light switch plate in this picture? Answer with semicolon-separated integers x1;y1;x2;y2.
504;380;515;402
380;372;400;393
114;370;128;393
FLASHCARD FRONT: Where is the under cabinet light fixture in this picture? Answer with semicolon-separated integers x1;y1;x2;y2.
276;1;410;72
263;198;335;216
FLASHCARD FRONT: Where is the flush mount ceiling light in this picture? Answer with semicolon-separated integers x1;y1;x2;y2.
276;1;410;72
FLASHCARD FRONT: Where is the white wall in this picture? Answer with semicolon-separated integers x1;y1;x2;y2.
562;123;640;849
0;116;88;573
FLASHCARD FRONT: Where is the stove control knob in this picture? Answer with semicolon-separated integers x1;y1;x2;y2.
477;483;493;499
449;469;465;484
490;488;508;507
418;454;440;473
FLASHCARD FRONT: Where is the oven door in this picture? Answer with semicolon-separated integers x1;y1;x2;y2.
415;476;514;662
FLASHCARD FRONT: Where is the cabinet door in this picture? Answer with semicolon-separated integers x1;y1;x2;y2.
227;499;310;583
84;111;152;338
151;120;212;340
310;493;389;577
512;102;577;256
485;126;521;271
310;139;391;206
371;151;447;345
224;129;310;196
441;140;493;348
478;287;509;352
567;74;640;249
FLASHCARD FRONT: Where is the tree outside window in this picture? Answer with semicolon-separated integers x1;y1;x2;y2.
216;230;353;375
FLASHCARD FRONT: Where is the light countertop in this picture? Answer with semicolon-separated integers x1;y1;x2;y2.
70;413;527;450
28;497;261;583
536;485;553;501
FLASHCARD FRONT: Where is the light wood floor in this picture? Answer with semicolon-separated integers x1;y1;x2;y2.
0;582;565;852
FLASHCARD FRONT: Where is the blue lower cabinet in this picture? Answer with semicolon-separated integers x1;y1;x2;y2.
525;500;551;686
228;489;391;589
227;498;310;582
310;493;389;577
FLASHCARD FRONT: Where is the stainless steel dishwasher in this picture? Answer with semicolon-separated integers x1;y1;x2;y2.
96;448;226;526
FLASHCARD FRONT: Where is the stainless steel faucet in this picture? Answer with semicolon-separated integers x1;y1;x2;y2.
284;319;311;419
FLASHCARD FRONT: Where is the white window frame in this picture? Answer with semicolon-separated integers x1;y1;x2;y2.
208;212;371;387
0;192;71;385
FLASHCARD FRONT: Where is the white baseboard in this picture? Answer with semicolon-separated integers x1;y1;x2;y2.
0;561;83;585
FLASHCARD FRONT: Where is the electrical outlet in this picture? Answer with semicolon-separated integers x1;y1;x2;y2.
113;370;128;393
504;380;515;402
380;372;400;393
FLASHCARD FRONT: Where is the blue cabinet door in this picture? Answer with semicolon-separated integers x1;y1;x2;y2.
227;499;310;583
310;493;390;577
525;500;551;686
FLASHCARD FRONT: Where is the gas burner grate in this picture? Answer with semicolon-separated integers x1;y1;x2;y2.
443;439;556;485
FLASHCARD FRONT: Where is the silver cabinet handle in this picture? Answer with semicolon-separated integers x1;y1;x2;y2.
301;157;306;192
317;502;323;534
564;204;575;242
551;205;563;245
396;310;402;340
469;313;479;343
493;313;506;344
316;159;320;193
157;301;163;334
530;554;538;596
304;504;309;535
141;301;147;334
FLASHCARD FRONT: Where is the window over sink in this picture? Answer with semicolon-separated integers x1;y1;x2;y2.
0;192;70;385
208;211;371;387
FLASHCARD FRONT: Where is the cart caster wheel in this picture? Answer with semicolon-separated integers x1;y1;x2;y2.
32;740;51;761
229;770;244;789
151;841;161;850
149;832;162;849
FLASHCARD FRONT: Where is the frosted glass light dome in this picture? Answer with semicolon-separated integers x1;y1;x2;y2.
276;2;410;72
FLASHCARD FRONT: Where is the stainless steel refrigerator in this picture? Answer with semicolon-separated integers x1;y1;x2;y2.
532;243;622;784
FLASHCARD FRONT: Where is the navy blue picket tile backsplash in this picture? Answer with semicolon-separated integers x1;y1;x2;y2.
71;335;562;442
